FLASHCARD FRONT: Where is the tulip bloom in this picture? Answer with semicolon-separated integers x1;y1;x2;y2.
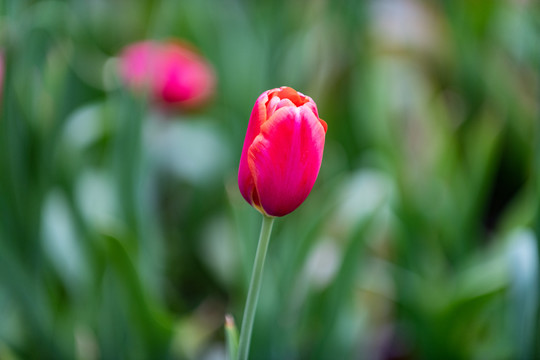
238;87;327;217
118;40;215;109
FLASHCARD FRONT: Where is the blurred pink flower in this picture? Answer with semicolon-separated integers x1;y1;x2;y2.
119;40;216;110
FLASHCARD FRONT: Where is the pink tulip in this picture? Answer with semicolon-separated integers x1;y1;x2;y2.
238;87;327;217
118;40;215;109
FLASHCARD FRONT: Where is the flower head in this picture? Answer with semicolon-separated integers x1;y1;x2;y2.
119;40;215;109
238;87;327;217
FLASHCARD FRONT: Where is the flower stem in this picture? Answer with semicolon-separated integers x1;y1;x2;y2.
237;214;275;360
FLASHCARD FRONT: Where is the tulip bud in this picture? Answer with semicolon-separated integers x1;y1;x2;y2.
238;87;327;217
118;40;215;110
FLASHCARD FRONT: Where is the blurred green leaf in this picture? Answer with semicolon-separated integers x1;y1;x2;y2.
507;229;538;360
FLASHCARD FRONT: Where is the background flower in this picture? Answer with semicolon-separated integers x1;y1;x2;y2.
119;40;216;109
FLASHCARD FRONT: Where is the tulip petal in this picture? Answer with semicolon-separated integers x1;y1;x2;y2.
272;87;309;107
238;91;269;208
247;106;326;216
319;118;328;132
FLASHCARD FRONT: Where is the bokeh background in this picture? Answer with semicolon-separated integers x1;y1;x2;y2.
1;0;540;359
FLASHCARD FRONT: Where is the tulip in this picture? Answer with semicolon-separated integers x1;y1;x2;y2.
238;86;327;217
235;87;327;360
118;40;215;109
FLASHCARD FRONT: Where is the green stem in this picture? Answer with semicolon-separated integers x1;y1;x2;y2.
237;214;275;360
